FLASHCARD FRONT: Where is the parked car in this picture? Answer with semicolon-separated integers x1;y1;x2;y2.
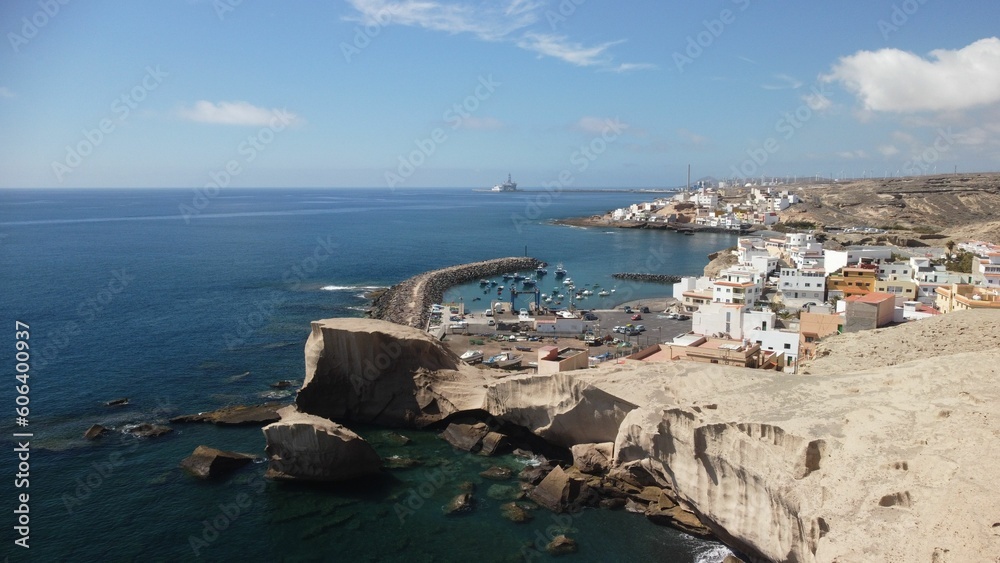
639;307;650;314
631;314;642;321
485;309;493;317
583;312;598;321
622;306;633;314
635;324;646;332
487;319;495;326
674;314;690;321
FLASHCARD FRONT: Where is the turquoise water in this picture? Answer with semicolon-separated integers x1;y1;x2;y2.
0;188;735;561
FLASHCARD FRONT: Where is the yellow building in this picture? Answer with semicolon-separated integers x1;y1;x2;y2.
827;267;877;297
934;283;1000;313
874;278;919;303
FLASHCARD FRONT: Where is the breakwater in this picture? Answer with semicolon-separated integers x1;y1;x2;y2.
612;273;682;284
369;257;542;329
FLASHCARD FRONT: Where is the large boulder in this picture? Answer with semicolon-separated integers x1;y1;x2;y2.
570;442;614;475
84;424;108;440
262;406;382;482
527;465;596;513
180;446;257;479
294;319;489;427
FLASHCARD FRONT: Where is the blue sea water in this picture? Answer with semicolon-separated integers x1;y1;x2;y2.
0;188;736;562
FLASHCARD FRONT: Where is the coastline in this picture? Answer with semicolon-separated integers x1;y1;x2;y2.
551;215;755;235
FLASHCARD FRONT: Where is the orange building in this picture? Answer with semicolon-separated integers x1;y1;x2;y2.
827;267;878;298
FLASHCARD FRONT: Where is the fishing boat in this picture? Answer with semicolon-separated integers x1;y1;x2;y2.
460;350;484;364
485;352;522;369
554;264;567;278
522;278;536;288
502;273;513;280
479;279;489;286
536;266;547;276
562;277;574;285
598;290;611;297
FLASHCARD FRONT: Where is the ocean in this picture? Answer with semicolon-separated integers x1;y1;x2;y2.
0;188;736;562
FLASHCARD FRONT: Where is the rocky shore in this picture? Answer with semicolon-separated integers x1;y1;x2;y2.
611;272;682;284
368;257;541;329
262;312;1000;562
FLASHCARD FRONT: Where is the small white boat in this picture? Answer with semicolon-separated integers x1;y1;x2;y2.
582;289;593;296
598;290;611;297
563;277;574;285
460;350;484;364
485;352;522;369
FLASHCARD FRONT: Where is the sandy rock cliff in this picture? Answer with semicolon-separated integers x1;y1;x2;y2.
292;311;1000;562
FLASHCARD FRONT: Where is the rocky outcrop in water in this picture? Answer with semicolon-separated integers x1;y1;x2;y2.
180;445;257;479
368;257;541;329
262;406;383;482
170;402;285;426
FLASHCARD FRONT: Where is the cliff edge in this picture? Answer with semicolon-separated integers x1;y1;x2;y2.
295;311;1000;562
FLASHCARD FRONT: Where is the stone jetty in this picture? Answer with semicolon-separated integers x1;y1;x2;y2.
369;257;541;329
611;273;681;284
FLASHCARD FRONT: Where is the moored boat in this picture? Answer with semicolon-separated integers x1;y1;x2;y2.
485;352;522;368
460;350;484;364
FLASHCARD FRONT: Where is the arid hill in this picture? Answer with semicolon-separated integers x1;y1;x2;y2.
769;173;1000;243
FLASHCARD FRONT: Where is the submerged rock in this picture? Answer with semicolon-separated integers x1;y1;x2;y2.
500;502;533;523
444;492;474;515
262;406;382;482
127;423;172;438
480;466;513;480
546;535;578;556
84;424;108;440
180;445;257;479
171;402;284;426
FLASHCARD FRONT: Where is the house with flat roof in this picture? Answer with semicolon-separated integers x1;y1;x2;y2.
537;346;589;375
844;292;896;332
934;283;1000;313
799;311;844;360
630;334;762;368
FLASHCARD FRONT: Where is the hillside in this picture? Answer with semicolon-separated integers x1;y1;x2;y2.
769;173;1000;244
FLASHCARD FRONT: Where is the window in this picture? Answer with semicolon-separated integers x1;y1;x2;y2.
783;343;791;349
805;336;815;343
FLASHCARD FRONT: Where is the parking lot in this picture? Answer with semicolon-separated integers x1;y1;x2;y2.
585;307;693;347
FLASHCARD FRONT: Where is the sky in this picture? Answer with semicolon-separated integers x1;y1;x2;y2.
1;0;999;188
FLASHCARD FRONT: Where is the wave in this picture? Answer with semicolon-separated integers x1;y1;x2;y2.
320;285;384;292
692;543;735;563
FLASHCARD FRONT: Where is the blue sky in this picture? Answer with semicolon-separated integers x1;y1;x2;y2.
1;0;998;188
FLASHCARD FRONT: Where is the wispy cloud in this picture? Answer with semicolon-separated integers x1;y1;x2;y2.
761;73;803;90
0;86;15;99
573;116;622;135
600;62;658;74
516;32;622;66
823;37;1000;113
178;101;303;126
677;128;710;148
344;0;646;71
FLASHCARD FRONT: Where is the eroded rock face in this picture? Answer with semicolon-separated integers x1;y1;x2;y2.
483;373;638;447
262;406;382;482
570;442;614;475
295;318;488;427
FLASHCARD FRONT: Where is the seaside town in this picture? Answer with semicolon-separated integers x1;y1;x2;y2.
401;182;1000;376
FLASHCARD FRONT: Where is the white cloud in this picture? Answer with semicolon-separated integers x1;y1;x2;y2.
600;62;658;74
761;73;803;90
836;150;867;160
178;101;302;126
878;145;900;157
573;116;625;135
823;37;1000;113
344;0;645;71
0;86;14;98
517;32;622;67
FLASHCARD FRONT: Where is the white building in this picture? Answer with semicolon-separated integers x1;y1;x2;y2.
746;328;800;372
696;190;719;209
692;303;776;340
712;267;763;306
877;262;914;281
778;267;827;308
975;252;1000;289
823;246;894;274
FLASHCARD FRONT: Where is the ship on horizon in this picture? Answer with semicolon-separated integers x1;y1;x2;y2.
491;174;517;192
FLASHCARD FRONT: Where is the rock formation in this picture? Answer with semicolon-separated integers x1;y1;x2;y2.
296;318;491;427
170;402;284;426
290;309;1000;562
261;406;382;482
180;445;257;479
